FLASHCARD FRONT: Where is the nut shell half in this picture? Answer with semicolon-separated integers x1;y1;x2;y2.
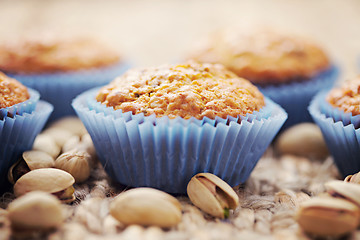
8;191;64;231
187;173;239;218
110;188;181;228
14;168;75;200
296;197;360;237
325;180;360;206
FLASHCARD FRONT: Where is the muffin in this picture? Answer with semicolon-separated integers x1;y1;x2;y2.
0;72;53;189
0;34;130;121
309;76;360;177
189;28;338;128
73;62;287;193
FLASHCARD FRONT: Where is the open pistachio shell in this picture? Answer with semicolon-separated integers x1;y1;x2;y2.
187;173;239;218
110;188;181;228
8;191;64;231
325;180;360;206
14;168;75;203
296;197;360;237
23;151;55;170
8;151;55;184
344;172;360;184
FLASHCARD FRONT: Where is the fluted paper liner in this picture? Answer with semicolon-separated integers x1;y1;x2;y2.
0;88;40;119
73;88;287;193
309;91;360;177
0;101;53;187
10;62;130;121
259;65;339;129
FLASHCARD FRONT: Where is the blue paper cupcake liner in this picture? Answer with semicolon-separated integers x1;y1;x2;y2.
0;100;53;187
309;91;360;177
9;62;131;121
72;88;287;193
259;65;339;129
0;88;40;119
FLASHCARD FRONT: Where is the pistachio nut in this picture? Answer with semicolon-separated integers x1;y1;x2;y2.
345;172;360;184
110;188;181;228
49;116;87;136
8;151;55;184
187;173;239;219
325;180;360;206
62;134;96;161
62;135;81;153
275;123;328;159
296;197;360;237
32;134;61;159
7;191;64;232
42;127;75;148
14;168;75;203
55;150;91;183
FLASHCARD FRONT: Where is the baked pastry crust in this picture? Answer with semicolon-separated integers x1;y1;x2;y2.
96;62;265;120
326;76;360;116
0;36;120;74
189;28;330;85
0;72;30;108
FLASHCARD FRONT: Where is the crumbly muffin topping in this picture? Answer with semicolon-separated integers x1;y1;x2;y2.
0;72;30;108
0;35;120;74
189;28;330;85
96;62;265;120
326;76;360;116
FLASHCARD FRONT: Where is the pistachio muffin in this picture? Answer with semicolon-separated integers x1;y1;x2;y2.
73;62;287;193
96;62;265;119
0;34;129;121
189;28;338;127
309;76;360;177
0;72;53;191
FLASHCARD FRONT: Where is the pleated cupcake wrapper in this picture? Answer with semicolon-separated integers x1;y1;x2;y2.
72;88;287;193
0;100;53;187
9;61;131;121
259;65;339;129
309;91;360;177
0;88;40;119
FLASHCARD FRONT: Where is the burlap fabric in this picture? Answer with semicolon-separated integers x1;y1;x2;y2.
1;147;353;240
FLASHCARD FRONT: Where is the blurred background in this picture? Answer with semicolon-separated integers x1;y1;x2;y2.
1;0;359;80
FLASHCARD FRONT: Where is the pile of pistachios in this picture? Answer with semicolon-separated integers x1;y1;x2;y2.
2;116;242;237
296;171;360;238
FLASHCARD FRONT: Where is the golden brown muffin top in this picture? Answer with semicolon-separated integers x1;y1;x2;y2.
0;72;30;108
0;35;120;74
326;76;360;116
189;28;331;85
96;62;265;120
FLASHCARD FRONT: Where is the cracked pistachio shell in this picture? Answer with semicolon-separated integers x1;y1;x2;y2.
32;134;61;159
187;173;239;219
8;191;64;231
110;188;181;228
55;150;91;183
296;197;360;237
325;180;360;206
8;151;55;184
14;168;75;203
345;172;360;184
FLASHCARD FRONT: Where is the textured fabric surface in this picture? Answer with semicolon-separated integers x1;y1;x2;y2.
0;148;347;240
